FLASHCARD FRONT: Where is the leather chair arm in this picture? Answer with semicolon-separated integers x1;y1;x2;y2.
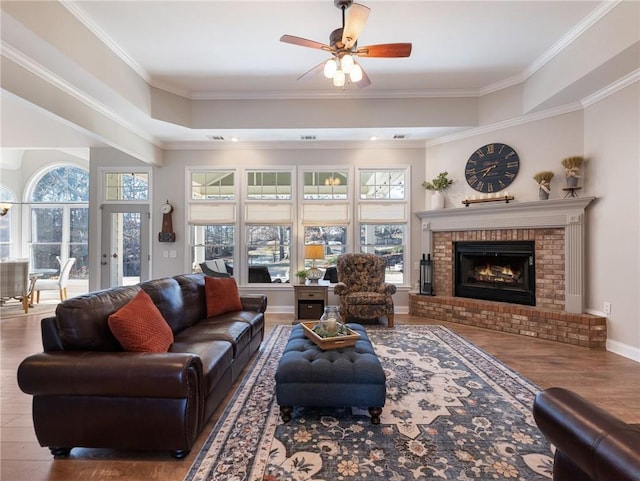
334;283;348;295
533;387;640;481
17;351;202;399
240;294;268;313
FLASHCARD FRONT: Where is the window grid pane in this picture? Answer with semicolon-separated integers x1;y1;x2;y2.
360;224;405;284
191;171;235;200
303;171;348;200
247;225;291;283
190;225;235;272
247;171;292;200
359;170;406;200
104;172;149;201
304;226;347;268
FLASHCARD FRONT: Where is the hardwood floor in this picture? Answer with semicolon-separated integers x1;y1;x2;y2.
2;308;640;481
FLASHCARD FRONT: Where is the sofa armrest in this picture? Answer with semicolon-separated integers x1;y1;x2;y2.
18;351;202;399
533;387;640;481
240;294;268;313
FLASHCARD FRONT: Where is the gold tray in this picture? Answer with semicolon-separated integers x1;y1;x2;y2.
300;321;361;350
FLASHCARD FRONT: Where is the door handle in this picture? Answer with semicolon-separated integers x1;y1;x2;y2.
112;253;118;259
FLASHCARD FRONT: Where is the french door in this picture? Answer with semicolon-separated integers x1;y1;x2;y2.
100;204;150;288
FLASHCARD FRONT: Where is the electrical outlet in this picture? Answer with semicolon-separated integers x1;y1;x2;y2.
603;301;611;315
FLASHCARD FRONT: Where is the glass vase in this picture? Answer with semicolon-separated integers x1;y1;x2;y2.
319;305;342;333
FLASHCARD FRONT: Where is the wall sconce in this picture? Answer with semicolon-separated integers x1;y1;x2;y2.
419;253;433;295
304;244;325;281
0;203;12;216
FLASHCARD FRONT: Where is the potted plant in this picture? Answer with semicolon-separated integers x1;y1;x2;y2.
294;269;308;284
561;156;583;187
533;171;554;199
422;171;454;209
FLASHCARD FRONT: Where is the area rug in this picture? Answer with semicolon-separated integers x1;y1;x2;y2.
185;325;553;481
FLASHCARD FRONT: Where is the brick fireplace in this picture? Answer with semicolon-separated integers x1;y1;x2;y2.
411;197;606;349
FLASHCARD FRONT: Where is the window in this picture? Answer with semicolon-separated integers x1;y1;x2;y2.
360;224;405;284
360;170;406;200
247;171;292;200
191;171;235;200
104;172;149;200
29;165;89;279
0;186;14;258
247;225;291;283
304;226;347;269
191;224;235;273
303;170;348;200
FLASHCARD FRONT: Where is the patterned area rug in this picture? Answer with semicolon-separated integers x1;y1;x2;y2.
185;325;553;481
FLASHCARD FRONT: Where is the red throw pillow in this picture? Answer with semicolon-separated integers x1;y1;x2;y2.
107;289;174;352
204;276;243;317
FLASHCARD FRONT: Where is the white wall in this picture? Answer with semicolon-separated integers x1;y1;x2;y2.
584;82;640;360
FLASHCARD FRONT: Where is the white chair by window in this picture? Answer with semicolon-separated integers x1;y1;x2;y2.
31;257;76;304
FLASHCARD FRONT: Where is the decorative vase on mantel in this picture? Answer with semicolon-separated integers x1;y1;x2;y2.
533;171;554;200
561;156;583;188
431;190;445;209
422;171;454;210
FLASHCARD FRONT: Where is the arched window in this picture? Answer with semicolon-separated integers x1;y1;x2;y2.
0;186;14;258
29;165;89;279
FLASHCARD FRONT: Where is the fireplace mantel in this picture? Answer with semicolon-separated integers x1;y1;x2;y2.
415;197;596;313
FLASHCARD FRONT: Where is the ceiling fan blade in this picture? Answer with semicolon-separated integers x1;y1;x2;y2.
356;43;412;58
280;34;333;52
297;60;327;81
342;3;370;49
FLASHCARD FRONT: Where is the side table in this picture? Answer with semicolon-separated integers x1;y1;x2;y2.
293;281;329;322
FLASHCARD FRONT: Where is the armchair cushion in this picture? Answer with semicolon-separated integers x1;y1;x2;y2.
107;290;174;353
204;276;243;317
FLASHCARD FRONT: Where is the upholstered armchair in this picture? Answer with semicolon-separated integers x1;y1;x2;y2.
334;253;396;327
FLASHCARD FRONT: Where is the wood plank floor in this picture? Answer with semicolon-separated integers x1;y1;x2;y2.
2;308;640;481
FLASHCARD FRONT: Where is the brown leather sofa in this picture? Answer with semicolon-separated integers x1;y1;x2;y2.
17;273;266;459
533;387;640;481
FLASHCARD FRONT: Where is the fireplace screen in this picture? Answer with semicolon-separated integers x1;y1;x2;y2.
454;241;535;305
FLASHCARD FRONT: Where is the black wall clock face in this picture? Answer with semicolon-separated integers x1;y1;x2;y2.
465;143;520;193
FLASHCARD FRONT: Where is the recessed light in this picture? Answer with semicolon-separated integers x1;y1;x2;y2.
370;136;378;141
230;137;239;142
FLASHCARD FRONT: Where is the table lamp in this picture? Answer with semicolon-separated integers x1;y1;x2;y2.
304;244;325;281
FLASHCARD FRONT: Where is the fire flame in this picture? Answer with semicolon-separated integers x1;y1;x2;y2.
478;264;515;277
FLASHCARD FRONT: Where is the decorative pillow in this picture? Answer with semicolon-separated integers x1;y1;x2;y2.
204;276;243;317
107;289;174;352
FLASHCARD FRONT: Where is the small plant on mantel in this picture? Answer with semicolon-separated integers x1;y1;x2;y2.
422;172;454;191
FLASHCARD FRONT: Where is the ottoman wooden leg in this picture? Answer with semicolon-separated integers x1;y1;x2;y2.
280;406;293;423
369;407;382;424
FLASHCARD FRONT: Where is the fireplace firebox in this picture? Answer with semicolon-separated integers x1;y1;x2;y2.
454;241;535;306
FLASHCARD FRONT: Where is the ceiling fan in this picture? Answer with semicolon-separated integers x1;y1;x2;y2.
280;0;412;88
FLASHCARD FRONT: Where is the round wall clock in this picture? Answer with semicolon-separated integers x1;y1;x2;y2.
464;143;520;193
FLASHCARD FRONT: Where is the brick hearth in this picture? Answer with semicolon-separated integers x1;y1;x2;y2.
409;294;606;349
414;197;606;349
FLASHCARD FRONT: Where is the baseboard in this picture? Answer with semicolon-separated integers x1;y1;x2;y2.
606;338;640;362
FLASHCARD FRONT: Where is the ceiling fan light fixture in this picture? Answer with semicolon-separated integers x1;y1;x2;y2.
333;69;346;87
323;58;338;78
340;54;354;74
349;63;363;82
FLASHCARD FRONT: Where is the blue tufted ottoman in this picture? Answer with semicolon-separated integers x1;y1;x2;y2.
275;323;386;424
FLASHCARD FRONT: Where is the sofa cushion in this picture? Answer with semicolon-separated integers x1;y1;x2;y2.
169;338;234;396
204;276;243;317
141;277;187;333
184;320;253;357
174;274;207;327
55;285;140;351
108;290;174;352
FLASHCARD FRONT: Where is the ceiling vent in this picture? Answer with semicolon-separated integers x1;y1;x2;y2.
393;134;409;139
301;135;317;140
208;135;225;141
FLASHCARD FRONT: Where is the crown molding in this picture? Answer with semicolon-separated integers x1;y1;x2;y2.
581;68;640;108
